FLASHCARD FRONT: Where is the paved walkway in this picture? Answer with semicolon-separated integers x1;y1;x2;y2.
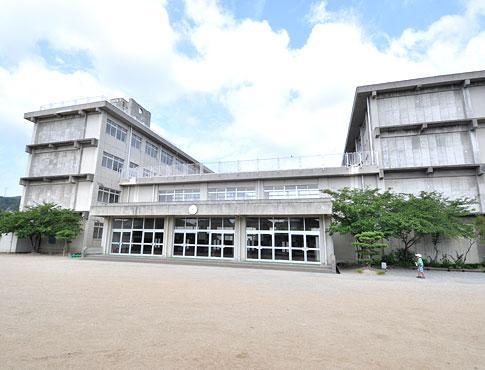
0;255;484;369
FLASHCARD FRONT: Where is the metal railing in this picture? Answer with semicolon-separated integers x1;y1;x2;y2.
122;151;377;179
39;96;108;110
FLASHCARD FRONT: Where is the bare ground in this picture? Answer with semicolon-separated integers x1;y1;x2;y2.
0;255;484;370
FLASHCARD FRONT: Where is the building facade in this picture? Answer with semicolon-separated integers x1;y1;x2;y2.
7;70;485;266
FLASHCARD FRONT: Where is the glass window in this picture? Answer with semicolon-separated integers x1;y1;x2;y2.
155;218;164;229
186;233;196;244
92;221;104;240
174;233;184;244
305;218;320;231
260;218;272;230
197;232;209;245
158;189;200;202
290;218;304;231
172;218;235;259
245;217;320;264
131;133;142;149
198;218;209;230
247;234;258;246
161;149;174;165
145;142;158;158
291;234;304;248
306;235;319;249
133;218;144;229
223;234;234;246
110;217;164;256
274;218;288;231
132;231;142;243
98;186;121;203
144;218;155;229
223;218;235;230
275;233;289;247
264;184;320;199
106;119;127;142
246;218;259;230
101;152;124;173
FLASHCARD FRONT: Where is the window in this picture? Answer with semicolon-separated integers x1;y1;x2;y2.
131;133;142;149
208;187;256;200
93;221;104;240
143;168;152;178
106;119;127;142
145;142;158;158
111;217;164;255
101;152;124;173
97;186;121;203
173;218;235;259
175;158;185;172
159;189;200;202
161;149;174;165
263;184;320;199
129;162;139;177
245;217;320;263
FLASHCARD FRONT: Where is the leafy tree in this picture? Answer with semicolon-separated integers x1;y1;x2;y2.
352;231;387;267
0;203;83;253
324;188;475;261
322;188;399;237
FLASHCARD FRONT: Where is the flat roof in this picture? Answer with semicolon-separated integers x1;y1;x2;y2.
24;100;204;167
343;70;485;153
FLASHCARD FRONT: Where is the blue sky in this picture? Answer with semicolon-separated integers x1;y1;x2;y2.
0;0;484;196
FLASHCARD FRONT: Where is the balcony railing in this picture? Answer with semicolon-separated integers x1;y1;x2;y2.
122;151;377;179
39;96;108;110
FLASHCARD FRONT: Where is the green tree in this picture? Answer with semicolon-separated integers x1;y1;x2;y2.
324;188;475;262
352;231;387;267
323;188;399;237
0;203;83;253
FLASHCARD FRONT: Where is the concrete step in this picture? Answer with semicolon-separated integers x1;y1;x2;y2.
84;247;103;256
83;255;335;274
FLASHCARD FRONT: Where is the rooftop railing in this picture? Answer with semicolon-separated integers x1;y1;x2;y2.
122;151;377;179
39;96;109;110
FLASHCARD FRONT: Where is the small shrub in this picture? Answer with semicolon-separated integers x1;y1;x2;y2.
376;271;386;276
356;268;364;273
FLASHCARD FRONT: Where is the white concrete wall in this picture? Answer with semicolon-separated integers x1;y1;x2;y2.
23;183;76;209
35;116;86;143
0;233;18;253
29;149;80;177
380;130;474;168
468;85;485;118
377;89;465;127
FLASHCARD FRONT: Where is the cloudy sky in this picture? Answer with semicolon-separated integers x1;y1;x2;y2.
1;0;485;196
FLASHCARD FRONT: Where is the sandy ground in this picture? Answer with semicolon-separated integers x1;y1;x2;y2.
0;255;484;370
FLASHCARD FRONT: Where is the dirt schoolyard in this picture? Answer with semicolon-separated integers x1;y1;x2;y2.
0;255;484;369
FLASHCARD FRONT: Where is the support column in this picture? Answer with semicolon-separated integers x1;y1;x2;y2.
322;215;335;271
100;217;111;255
235;216;245;262
163;216;174;258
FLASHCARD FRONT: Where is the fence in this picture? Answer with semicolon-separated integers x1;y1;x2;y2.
122;151;377;179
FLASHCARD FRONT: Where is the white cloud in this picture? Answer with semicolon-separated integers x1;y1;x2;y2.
0;0;485;193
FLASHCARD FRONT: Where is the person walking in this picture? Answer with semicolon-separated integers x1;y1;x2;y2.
415;253;425;279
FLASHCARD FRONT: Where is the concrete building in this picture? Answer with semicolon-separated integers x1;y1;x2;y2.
6;70;485;267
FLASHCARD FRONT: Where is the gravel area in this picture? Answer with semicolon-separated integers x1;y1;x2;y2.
0;255;484;369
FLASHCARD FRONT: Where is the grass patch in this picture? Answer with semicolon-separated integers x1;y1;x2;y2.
376;270;386;276
356;268;364;274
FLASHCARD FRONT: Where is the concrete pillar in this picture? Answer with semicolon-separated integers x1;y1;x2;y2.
235;216;245;262
200;182;208;200
368;96;386;190
322;215;335;270
100;217;111;255
164;216;174;258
